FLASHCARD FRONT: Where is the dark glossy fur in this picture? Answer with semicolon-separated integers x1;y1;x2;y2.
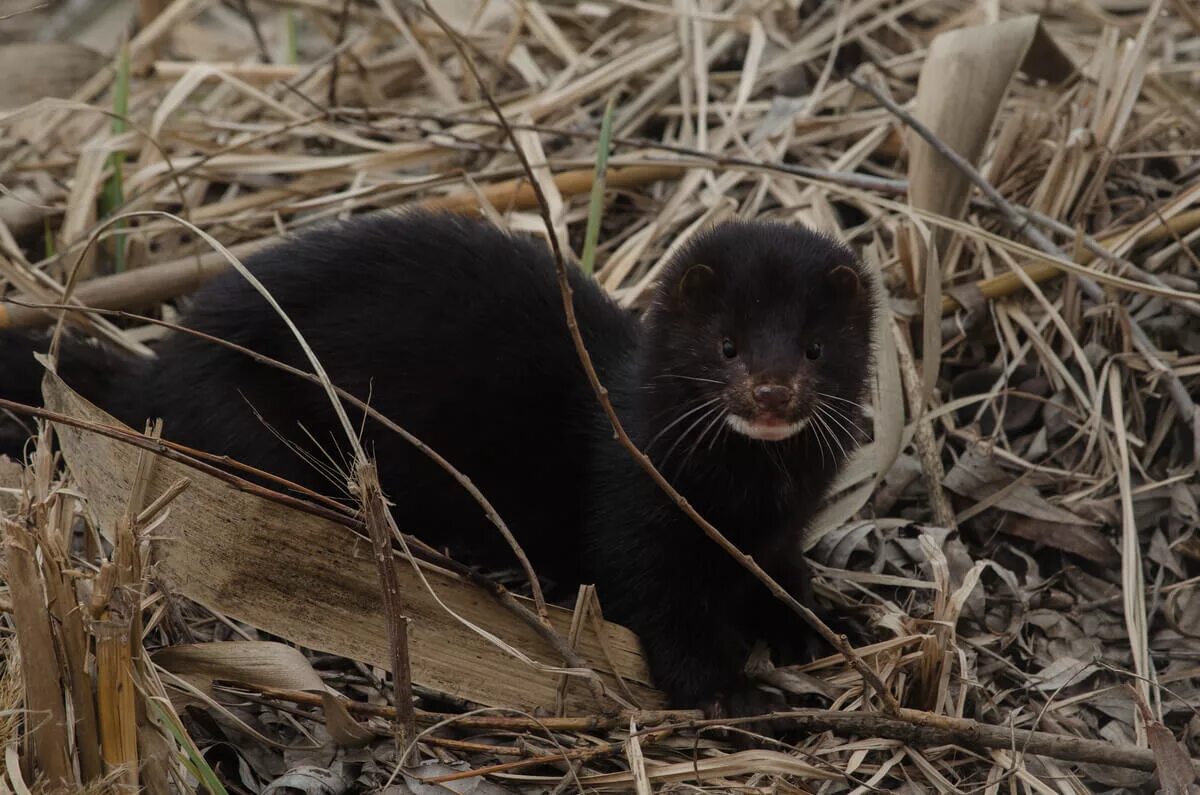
0;210;875;712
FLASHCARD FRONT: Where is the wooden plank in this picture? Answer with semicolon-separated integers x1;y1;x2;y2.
43;372;666;713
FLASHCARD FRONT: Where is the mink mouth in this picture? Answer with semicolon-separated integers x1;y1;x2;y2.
725;414;809;442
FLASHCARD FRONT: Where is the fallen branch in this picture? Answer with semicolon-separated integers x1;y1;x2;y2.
710;708;1196;776
237;684;699;730
234;684;1199;779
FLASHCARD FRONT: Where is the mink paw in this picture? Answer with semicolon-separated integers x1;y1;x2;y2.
698;682;789;742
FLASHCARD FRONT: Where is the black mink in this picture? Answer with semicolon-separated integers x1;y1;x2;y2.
0;210;875;715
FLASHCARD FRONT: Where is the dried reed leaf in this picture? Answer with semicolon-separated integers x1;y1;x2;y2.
40;371;664;714
908;15;1073;245
154;641;374;747
1109;367;1153;742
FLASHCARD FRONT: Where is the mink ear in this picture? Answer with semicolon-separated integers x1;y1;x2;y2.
676;263;716;307
828;264;861;299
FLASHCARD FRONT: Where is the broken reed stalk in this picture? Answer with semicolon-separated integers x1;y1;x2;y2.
2;523;73;787
703;708;1198;776
359;460;417;755
95;616;138;789
423;1;900;716
849;73;1200;458
0;162;680;332
35;515;104;782
0;396;365;528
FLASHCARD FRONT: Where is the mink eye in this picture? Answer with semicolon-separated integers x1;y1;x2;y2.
806;342;823;360
721;338;737;359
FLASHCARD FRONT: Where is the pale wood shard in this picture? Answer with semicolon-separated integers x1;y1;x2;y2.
42;370;666;713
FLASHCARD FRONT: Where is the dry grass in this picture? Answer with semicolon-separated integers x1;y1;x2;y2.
1;0;1199;792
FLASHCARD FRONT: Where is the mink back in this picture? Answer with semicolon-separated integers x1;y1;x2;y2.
111;210;639;586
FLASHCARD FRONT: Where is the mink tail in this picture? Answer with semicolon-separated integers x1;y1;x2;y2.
0;328;143;460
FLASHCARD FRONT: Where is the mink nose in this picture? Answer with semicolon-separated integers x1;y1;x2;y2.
753;384;792;412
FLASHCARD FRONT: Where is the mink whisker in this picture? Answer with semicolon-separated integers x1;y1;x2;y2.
815;400;867;438
815;390;867;411
811;409;837;469
813;403;851;460
679;405;728;476
809;412;829;469
654;373;726;386
647;391;720;420
815;400;858;445
659;403;723;472
706;409;730;453
644;395;723;452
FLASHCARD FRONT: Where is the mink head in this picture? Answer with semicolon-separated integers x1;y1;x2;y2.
641;220;875;448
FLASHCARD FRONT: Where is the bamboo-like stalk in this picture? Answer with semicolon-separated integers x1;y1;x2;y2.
3;525;73;787
95;615;139;790
35;526;103;782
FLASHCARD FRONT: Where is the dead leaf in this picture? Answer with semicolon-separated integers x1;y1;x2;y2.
1029;656;1096;691
909;15;1073;251
1004;516;1119;566
155;641;375;748
1132;685;1200;794
262;766;353;795
943;445;1096;526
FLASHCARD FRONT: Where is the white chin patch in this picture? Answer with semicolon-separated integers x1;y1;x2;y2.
726;414;808;442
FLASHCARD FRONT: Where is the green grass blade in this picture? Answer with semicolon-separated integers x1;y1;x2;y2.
579;97;616;276
104;41;131;272
285;10;299;64
43;217;55;257
149;698;229;795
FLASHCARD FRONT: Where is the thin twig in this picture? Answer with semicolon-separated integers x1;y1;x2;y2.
359;461;416;755
891;320;956;529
